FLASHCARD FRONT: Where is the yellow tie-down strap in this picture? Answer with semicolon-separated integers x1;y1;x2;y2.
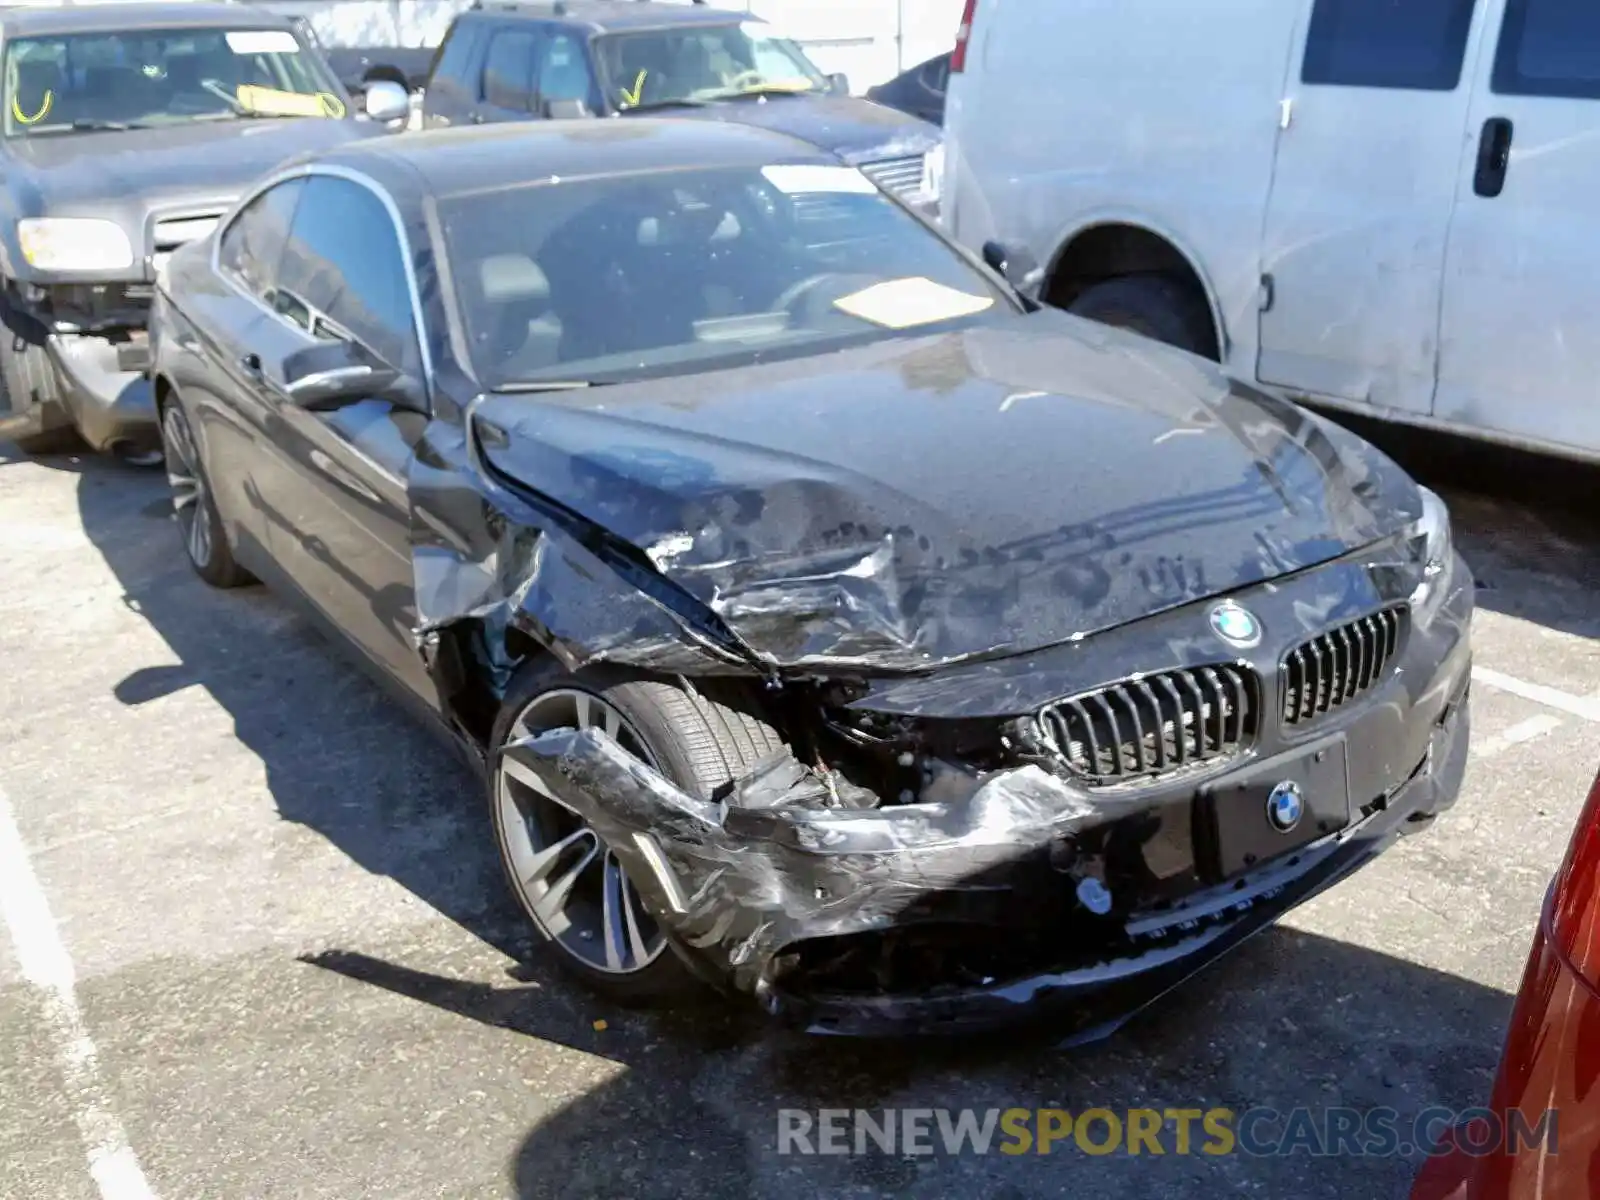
234;85;346;118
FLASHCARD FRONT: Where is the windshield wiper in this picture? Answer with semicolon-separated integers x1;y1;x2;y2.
618;98;710;114
704;85;820;102
496;380;614;393
71;118;149;132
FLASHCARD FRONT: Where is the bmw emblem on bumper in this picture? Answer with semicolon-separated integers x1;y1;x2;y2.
1266;781;1305;833
1208;600;1262;649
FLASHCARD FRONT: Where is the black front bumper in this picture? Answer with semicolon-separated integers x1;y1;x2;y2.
504;551;1474;1038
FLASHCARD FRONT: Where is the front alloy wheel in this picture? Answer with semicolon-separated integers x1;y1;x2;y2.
495;689;669;980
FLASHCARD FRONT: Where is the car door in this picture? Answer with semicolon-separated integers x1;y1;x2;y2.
472;23;541;124
246;172;436;707
1434;0;1600;455
1256;0;1487;417
180;176;309;569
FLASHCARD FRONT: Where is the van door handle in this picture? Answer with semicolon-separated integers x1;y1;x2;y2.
239;352;263;377
1473;117;1514;198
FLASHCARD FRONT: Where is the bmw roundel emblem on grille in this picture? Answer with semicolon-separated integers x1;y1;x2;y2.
1208;600;1262;649
1266;781;1305;833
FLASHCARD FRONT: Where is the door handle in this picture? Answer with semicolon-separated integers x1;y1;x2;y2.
1473;117;1514;198
239;352;263;378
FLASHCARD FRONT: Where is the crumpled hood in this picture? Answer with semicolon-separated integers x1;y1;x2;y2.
7;118;380;213
473;315;1422;670
664;94;939;164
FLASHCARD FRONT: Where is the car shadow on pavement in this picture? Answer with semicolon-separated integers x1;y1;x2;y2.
72;450;539;965
302;923;1515;1200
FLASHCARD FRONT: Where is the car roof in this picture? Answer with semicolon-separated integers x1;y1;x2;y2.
463;1;753;34
323;117;836;200
0;2;292;37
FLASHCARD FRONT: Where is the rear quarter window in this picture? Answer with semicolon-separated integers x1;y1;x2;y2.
1301;0;1477;91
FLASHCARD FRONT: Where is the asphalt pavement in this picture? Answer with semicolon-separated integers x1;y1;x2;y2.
2;423;1597;1200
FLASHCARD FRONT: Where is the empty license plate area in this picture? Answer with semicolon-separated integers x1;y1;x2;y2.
1197;737;1351;880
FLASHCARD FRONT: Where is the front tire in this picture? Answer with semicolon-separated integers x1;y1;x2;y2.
158;398;252;589
1067;274;1218;359
489;664;786;1005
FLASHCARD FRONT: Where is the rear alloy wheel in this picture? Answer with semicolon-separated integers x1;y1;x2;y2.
490;669;786;1004
159;401;251;588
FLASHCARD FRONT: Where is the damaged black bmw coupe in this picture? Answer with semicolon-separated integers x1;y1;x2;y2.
148;118;1473;1037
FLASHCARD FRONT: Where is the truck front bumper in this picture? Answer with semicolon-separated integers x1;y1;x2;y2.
47;330;156;456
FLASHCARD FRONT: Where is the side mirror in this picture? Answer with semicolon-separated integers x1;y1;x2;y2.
827;72;851;96
362;79;410;124
982;239;1045;300
542;97;589;119
282;339;402;411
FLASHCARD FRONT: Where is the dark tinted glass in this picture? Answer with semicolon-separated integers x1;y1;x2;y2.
1302;0;1477;91
275;175;419;373
1493;0;1600;97
438;163;1007;389
536;32;596;108
430;19;479;84
482;28;535;110
217;177;305;296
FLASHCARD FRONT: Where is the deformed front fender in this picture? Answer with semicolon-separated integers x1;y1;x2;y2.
500;725;1110;1002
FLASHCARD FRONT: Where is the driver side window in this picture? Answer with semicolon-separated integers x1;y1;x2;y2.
217;177;305;299
274;174;422;376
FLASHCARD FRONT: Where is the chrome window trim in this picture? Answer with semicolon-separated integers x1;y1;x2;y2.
211;162;435;410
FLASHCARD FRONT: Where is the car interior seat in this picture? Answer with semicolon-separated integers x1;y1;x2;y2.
474;253;561;378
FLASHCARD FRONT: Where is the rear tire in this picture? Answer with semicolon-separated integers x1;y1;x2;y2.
1067;273;1217;359
489;663;786;1005
0;292;79;456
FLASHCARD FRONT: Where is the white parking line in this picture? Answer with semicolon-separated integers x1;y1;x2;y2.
0;782;157;1200
1470;713;1564;761
1472;666;1600;724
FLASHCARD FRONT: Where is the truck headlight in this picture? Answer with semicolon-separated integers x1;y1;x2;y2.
18;218;134;271
1406;486;1454;621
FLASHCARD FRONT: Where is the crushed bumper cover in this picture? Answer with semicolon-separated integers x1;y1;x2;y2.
502;564;1473;1038
47;332;155;454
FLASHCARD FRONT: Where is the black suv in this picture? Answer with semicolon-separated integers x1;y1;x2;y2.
0;1;406;461
420;0;942;214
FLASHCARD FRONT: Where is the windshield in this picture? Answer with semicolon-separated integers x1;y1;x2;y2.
3;27;346;134
439;162;1010;390
596;22;826;110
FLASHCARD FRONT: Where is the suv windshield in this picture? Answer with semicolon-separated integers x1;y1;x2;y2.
597;23;826;110
440;162;1009;389
3;27;345;134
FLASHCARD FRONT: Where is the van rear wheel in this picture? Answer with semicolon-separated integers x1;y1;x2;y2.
1067;274;1217;359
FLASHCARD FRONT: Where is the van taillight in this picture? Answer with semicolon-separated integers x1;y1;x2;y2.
951;0;978;73
1549;767;1600;988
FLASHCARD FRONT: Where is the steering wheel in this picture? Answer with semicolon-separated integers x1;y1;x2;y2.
773;272;839;316
200;79;245;113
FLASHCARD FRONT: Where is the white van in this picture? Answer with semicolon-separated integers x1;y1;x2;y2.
943;0;1600;462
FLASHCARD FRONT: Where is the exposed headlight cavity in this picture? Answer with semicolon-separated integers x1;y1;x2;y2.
1407;485;1453;623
